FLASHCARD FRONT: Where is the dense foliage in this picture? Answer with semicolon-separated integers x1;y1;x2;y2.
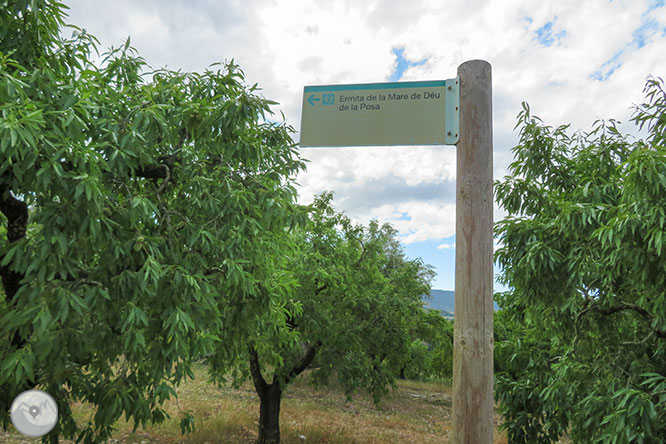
494;78;666;443
401;308;454;381
1;3;450;444
0;1;304;442
236;193;435;444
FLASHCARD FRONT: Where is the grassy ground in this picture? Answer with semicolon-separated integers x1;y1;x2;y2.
1;365;508;444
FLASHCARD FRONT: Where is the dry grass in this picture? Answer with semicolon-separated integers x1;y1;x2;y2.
1;365;508;443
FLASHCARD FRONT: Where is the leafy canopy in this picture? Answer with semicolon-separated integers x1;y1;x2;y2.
1;1;304;442
244;192;436;394
402;307;454;381
494;77;666;443
238;193;435;444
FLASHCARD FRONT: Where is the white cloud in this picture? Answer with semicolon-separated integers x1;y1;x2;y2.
62;0;666;249
359;201;457;244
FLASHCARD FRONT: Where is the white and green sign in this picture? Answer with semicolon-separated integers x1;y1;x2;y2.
300;79;459;147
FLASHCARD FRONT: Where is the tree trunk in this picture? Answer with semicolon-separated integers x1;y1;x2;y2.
257;382;282;444
249;346;284;444
248;342;319;444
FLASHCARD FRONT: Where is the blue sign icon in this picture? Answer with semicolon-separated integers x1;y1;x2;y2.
322;93;335;105
307;94;320;106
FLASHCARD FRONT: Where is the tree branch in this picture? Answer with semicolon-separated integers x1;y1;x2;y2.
284;341;320;385
578;300;666;340
248;345;268;394
155;165;171;195
620;331;655;347
594;301;650;318
355;238;367;267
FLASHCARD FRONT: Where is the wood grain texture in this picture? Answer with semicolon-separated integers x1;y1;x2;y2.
453;60;494;444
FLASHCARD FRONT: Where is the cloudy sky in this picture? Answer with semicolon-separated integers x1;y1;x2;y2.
63;0;666;291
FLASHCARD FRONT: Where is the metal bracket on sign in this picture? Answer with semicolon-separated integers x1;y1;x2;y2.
445;77;460;145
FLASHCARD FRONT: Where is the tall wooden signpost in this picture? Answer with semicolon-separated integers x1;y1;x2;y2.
300;60;493;443
453;60;493;443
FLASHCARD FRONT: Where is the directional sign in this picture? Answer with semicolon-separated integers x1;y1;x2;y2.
300;79;459;147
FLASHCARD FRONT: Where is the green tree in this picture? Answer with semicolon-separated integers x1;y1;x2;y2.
400;308;453;381
0;1;304;442
494;78;666;443
234;193;434;444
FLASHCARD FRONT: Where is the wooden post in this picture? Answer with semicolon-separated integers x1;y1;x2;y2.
453;60;493;443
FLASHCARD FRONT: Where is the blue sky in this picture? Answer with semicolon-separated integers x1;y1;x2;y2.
389;47;428;81
404;239;456;290
63;0;666;292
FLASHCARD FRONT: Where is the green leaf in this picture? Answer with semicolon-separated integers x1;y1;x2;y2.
63;94;77;109
1;243;19;266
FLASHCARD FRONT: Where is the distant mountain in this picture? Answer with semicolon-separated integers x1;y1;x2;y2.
423;289;500;318
423;289;455;318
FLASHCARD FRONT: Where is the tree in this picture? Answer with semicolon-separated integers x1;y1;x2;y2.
494;77;666;443
400;308;453;381
1;1;304;442
231;193;434;444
